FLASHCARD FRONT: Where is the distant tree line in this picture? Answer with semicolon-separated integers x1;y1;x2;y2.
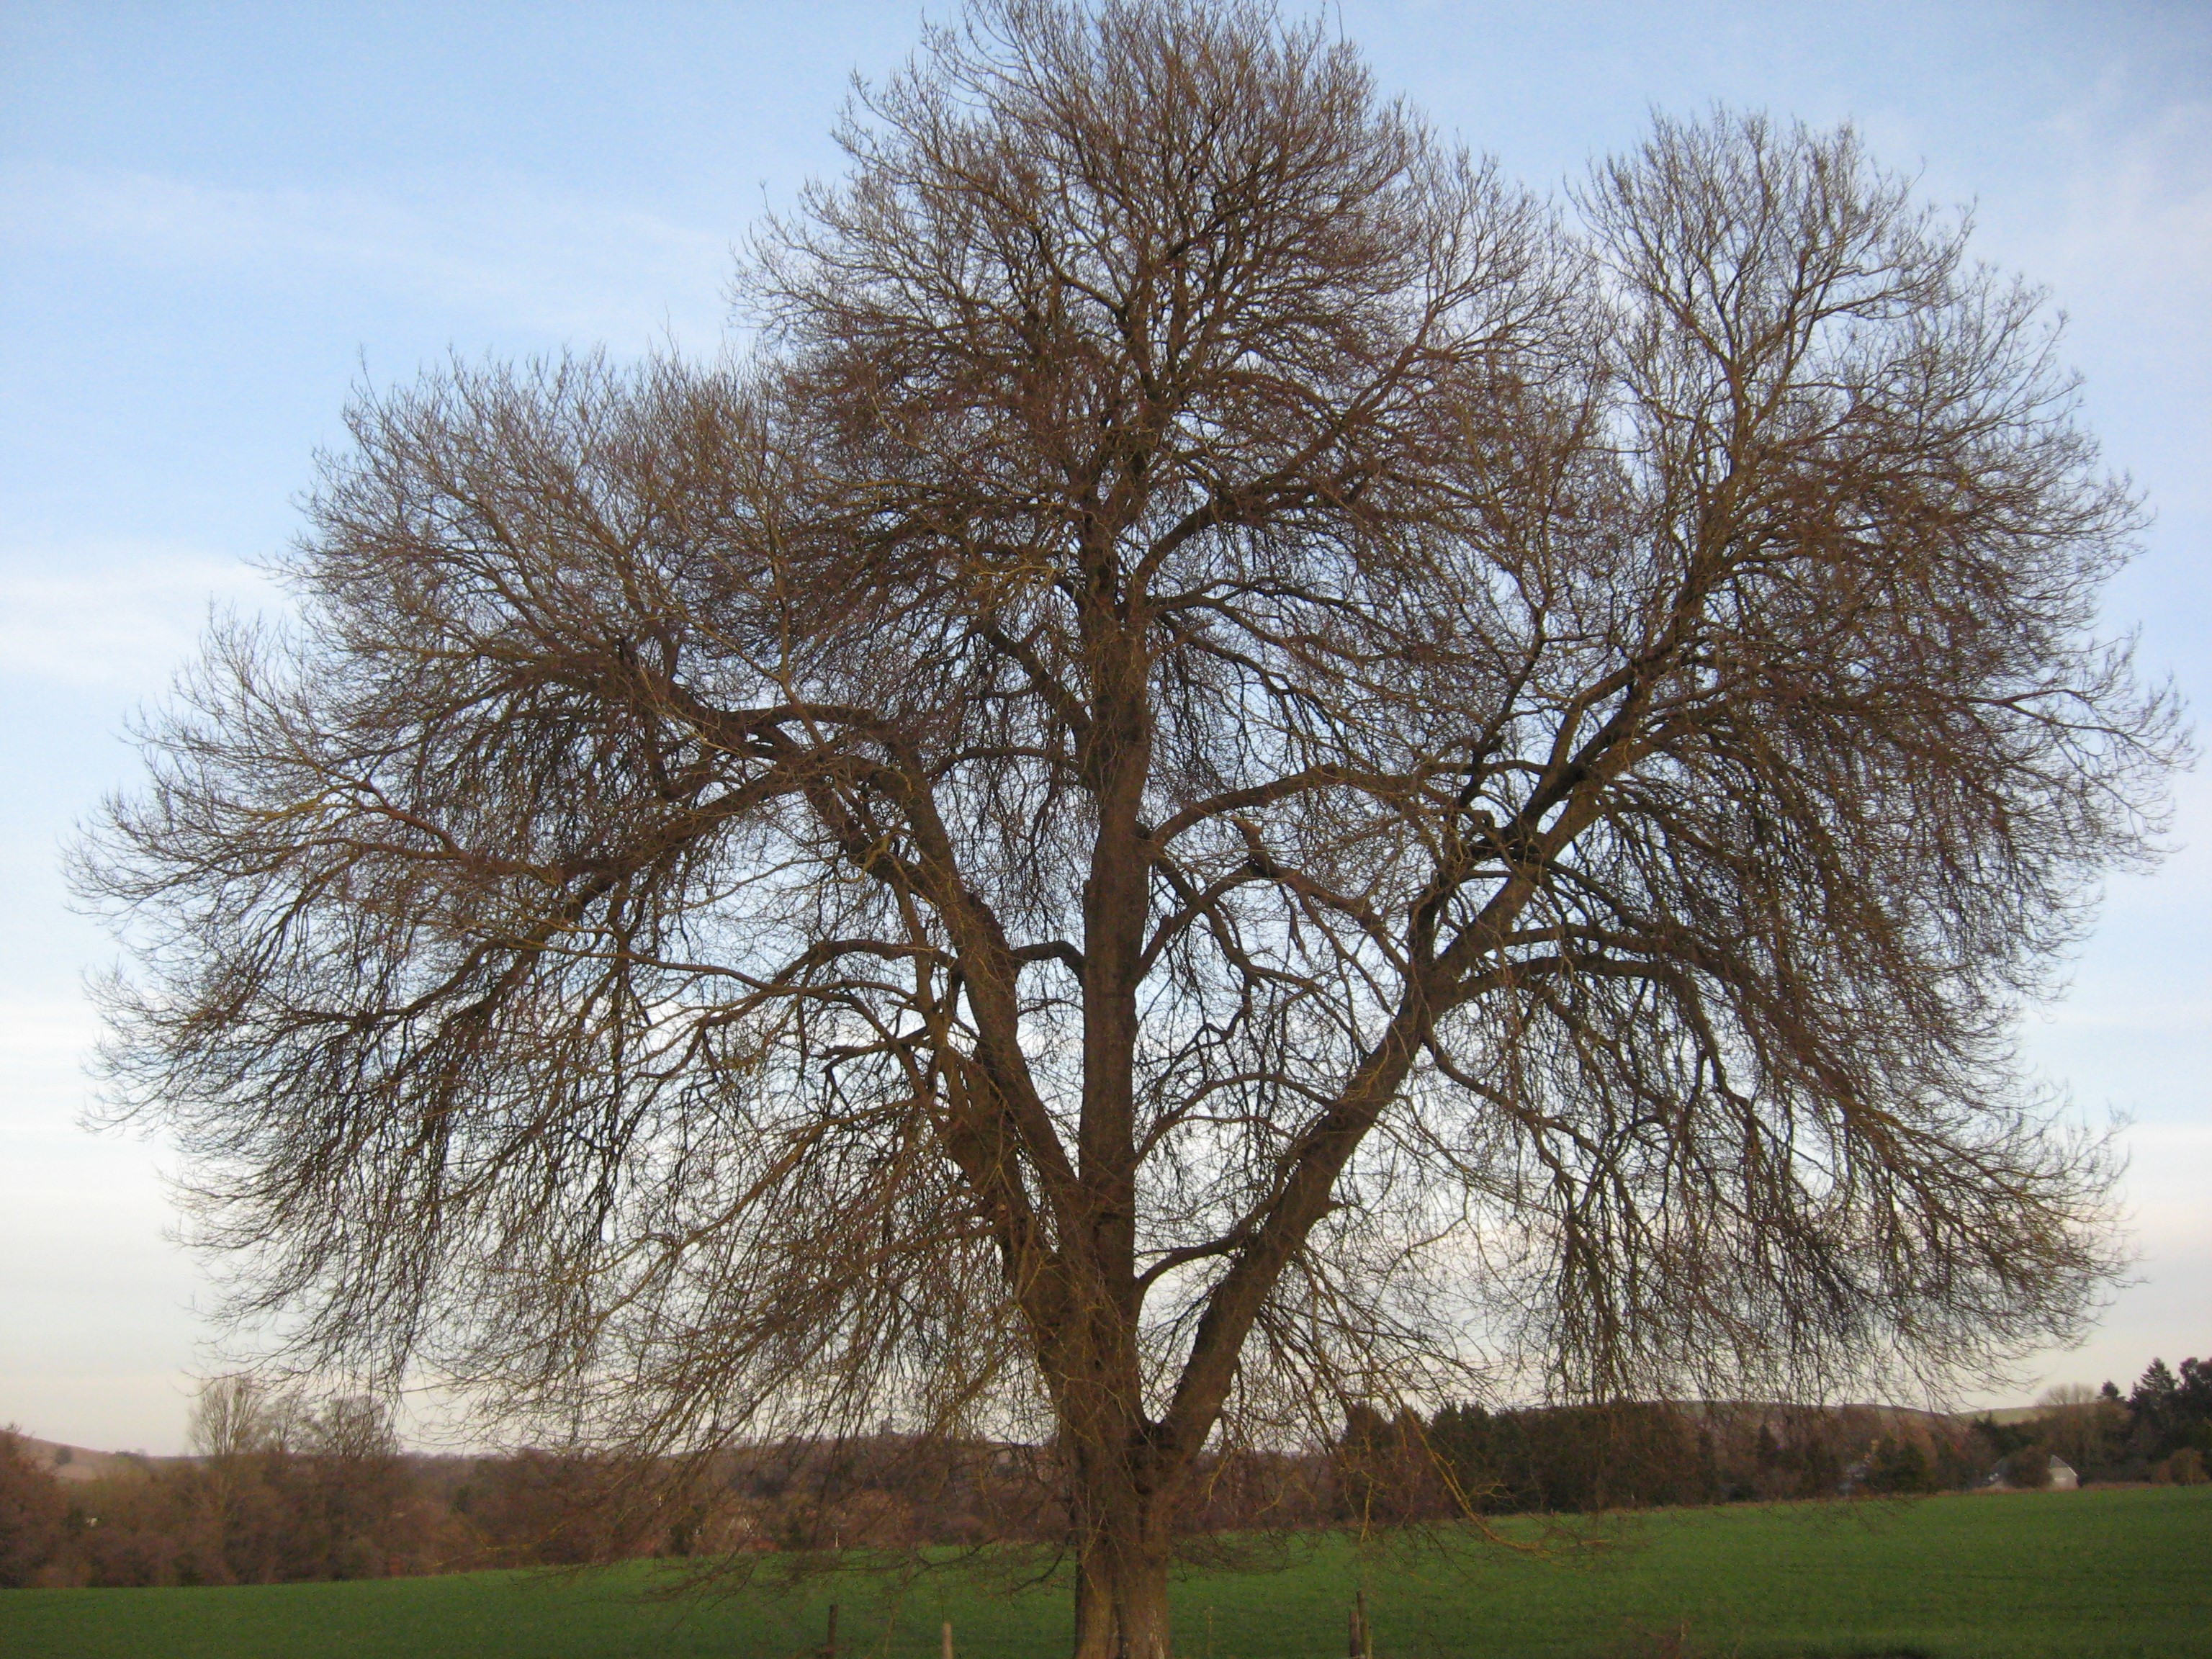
4;1354;2205;1588
1348;1354;2211;1519
1981;1357;2212;1488
1335;1398;1979;1519
0;1377;1086;1588
0;1384;435;1589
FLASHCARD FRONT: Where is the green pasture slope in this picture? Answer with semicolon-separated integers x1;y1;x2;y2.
4;1486;2207;1659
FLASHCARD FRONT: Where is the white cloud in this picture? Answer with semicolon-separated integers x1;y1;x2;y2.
2115;1119;2212;1232
0;161;736;345
0;992;102;1084
0;543;277;690
1977;94;2212;512
2034;94;2212;290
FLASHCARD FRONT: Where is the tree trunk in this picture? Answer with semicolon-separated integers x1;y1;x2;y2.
1071;1546;1116;1659
1073;1509;1174;1659
1064;622;1177;1659
1107;1544;1173;1659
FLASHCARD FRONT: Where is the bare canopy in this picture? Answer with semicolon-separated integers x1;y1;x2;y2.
81;3;2180;1653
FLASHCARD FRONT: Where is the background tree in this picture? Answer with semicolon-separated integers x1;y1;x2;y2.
167;1375;427;1583
79;1;2180;1653
2035;1381;2127;1476
2123;1355;2212;1473
0;1431;71;1588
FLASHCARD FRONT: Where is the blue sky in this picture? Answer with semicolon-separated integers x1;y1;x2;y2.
2;1;2206;1453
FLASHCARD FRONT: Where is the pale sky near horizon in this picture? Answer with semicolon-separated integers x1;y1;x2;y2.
1;1;2206;1455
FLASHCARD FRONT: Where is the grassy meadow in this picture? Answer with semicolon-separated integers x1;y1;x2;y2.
3;1485;2206;1659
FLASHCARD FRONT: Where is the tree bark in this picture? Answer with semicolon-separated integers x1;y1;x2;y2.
1071;1484;1175;1659
1108;1546;1174;1659
1071;1546;1116;1659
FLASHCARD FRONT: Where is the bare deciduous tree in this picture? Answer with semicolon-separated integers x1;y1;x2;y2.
79;3;2181;1652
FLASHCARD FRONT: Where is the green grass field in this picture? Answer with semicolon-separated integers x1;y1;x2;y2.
4;1486;2207;1658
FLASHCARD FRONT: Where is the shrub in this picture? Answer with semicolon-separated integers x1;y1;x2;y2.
2002;1448;2054;1490
2154;1448;2206;1486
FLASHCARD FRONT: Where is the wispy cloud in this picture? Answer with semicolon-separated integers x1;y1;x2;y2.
0;162;736;344
0;992;107;1138
0;543;277;690
2120;1120;2212;1218
0;992;102;1084
2033;96;2212;348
